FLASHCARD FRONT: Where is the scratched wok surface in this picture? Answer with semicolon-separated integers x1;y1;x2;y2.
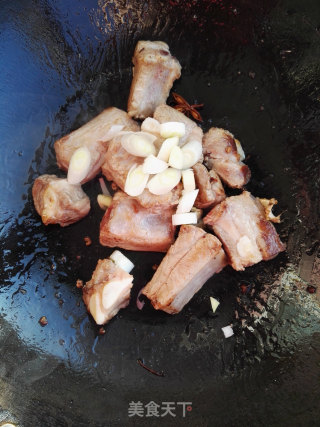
0;0;320;426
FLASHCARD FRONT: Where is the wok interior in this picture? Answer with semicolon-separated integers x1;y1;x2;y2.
0;0;319;425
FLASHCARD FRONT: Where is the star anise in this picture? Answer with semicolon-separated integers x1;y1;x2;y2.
171;92;204;122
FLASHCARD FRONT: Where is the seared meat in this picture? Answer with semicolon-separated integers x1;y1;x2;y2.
154;104;203;146
128;41;181;119
142;225;227;313
54;107;139;183
203;127;250;188
192;162;225;209
82;259;133;325
101;134;182;212
203;191;285;271
100;191;175;252
32;174;90;227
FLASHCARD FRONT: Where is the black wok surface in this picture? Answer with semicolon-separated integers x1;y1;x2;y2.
0;0;319;425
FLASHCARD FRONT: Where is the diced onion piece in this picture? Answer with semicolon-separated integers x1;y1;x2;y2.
97;194;112;210
110;250;134;273
235;138;245;161
121;132;156;157
141;117;161;135
157;137;179;162
168;146;184;169
221;325;234;338
67;146;91;184
172;212;198;226
142;155;168;174
147;167;181;195
124;164;149;197
182;169;196;192
181;140;203;169
99;177;111;196
210;297;220;313
160;121;186;138
176;189;199;214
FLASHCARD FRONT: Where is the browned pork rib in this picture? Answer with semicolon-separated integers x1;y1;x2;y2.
32;174;90;227
100;191;175;252
54;107;139;183
142;225;227;314
153;104;203;146
192;162;226;209
203;191;285;271
82;259;133;325
203;127;250;188
128;41;181;119
102;134;182;212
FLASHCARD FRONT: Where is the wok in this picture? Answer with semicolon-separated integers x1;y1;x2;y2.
0;0;319;425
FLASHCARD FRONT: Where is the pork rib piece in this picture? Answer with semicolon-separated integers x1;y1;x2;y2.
203;127;250;188
154;104;203;146
82;259;133;325
192;162;226;209
100;191;175;252
54;107;139;183
101;134;181;212
142;225;227;314
128;41;181;119
32;174;90;227
203;191;285;271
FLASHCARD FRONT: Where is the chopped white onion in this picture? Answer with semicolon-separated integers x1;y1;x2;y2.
172;212;198;226
182;169;196;192
181;140;203;169
110;250;134;273
221;325;234;338
124;164;149;197
235;138;245;161
121;132;156;157
181;140;202;167
142;155;168;174
210;297;220;313
141;117;161;135
168;145;184;169
160;122;186;138
97;194;112;210
99;177;111;196
67;146;92;184
147;167;181;195
157;136;179;162
176;189;199;214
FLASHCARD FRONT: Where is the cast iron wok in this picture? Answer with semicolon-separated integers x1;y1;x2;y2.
0;0;319;425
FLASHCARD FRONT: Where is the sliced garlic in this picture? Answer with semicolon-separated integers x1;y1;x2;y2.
172;212;198;226
221;325;234;338
157;136;179;162
176;189;199;214
160;122;186;138
235;138;245;161
168;145;184;169
110;250;134;273
142;155;168;174
120;132;156;157
181;140;203;169
67;146;92;184
182;169;196;192
97;194;112;210
141;117;161;135
147;167;181;195
124;164;149;197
